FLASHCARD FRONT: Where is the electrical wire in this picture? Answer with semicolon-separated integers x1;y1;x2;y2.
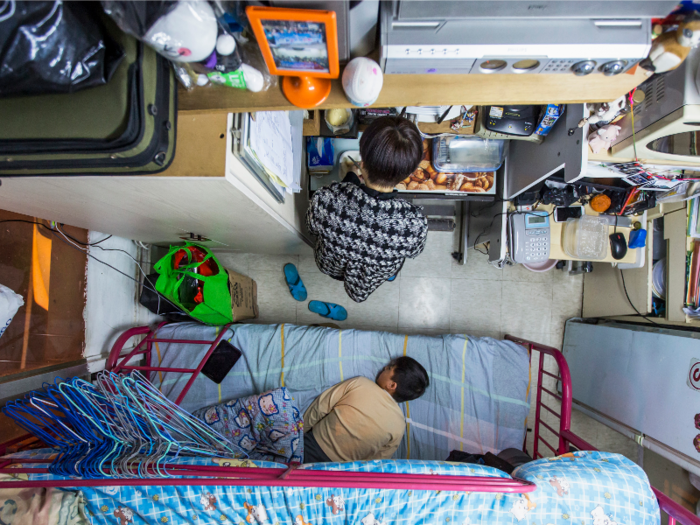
54;224;112;246
472;207;556;258
54;224;149;281
618;268;661;326
0;220;194;319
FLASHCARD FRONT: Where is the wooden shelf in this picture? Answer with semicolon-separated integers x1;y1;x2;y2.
179;67;650;114
589;149;700;167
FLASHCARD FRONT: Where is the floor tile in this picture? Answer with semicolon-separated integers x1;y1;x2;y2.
549;327;565;350
247;269;299;325
296;274;349;327
500;281;553;341
345;280;400;329
398;277;452;330
400;327;450;337
248;254;299;274
451;329;505;340
450;248;504;281
502;262;554;283
449;279;502;333
350;325;400;334
298;253;322;275
402;232;455;278
214;252;250;276
550;272;583;333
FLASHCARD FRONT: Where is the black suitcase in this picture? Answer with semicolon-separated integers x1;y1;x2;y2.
0;17;177;176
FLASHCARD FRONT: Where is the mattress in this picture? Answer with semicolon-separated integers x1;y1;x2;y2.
149;323;532;459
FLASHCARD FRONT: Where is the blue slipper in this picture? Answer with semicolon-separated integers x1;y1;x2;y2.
387;274;397;282
284;264;307;301
308;300;348;321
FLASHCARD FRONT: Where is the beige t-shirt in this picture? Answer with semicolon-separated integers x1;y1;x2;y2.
303;376;406;462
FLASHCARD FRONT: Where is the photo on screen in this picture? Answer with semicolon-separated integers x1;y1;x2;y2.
261;19;329;73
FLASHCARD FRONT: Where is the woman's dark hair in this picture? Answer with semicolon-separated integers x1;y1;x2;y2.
388;356;429;403
359;116;423;187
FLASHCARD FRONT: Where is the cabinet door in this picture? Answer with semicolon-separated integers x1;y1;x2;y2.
506;104;586;199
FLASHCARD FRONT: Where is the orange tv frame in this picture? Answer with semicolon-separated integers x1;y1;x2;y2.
246;6;339;108
246;6;340;78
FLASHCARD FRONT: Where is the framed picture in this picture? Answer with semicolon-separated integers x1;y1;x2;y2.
246;7;339;79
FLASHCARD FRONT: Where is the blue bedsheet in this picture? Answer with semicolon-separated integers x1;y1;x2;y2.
148;323;531;459
1;450;660;525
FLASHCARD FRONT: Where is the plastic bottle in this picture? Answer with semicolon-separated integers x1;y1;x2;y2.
204;40;264;92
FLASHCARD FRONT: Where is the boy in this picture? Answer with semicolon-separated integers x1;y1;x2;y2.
306;117;429;303
303;356;429;463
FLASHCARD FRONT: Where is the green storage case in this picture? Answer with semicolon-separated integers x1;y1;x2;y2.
0;25;177;176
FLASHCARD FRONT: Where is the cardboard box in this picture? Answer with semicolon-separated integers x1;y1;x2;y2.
303;110;321;136
226;268;258;321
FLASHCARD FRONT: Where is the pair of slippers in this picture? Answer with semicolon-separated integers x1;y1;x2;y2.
284;264;348;321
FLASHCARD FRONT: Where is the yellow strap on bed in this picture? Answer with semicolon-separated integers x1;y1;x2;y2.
460;336;468;450
403;334;411;459
280;324;285;387
154;341;164;389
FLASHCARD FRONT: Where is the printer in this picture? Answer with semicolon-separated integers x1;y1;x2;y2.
380;0;678;76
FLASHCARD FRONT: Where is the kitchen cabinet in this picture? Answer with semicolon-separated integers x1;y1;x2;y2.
0;112;313;255
583;202;700;327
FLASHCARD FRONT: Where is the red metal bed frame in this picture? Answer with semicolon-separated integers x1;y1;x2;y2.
0;327;697;525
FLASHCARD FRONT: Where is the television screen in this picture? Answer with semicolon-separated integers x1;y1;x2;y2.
261;19;329;73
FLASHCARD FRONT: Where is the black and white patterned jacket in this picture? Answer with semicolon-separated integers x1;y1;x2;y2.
306;172;428;303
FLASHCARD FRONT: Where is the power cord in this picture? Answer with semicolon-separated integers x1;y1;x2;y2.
618;268;661;326
0;219;224;321
472;207;556;258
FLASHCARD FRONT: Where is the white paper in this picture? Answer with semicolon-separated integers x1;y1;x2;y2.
249;111;294;189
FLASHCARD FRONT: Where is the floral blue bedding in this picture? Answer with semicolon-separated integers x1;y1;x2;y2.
0;451;659;525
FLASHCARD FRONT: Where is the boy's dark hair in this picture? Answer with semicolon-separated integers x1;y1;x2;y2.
359;116;423;187
388;356;429;403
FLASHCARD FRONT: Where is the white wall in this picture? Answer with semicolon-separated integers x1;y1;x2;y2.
83;232;160;372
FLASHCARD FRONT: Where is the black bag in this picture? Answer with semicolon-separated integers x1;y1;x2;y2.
0;6;177;176
0;1;125;97
139;273;190;322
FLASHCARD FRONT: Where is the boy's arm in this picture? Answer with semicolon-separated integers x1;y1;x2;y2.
303;378;353;431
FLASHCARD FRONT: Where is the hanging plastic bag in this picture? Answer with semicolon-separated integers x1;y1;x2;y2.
102;1;217;63
153;243;234;325
0;1;125;97
0;283;24;340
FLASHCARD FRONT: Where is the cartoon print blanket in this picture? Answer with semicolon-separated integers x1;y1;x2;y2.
0;450;660;525
0;487;88;525
192;387;303;464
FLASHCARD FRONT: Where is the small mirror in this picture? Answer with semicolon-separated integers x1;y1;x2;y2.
647;131;700;156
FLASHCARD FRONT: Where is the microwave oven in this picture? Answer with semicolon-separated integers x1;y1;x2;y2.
380;0;675;75
612;47;700;163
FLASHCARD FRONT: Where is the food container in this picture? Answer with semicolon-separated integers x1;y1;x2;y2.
561;216;608;260
338;150;362;180
324;108;354;135
433;136;506;173
396;139;496;194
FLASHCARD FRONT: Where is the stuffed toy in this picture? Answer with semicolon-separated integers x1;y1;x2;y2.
579;96;627;128
588;125;622;154
641;19;700;73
